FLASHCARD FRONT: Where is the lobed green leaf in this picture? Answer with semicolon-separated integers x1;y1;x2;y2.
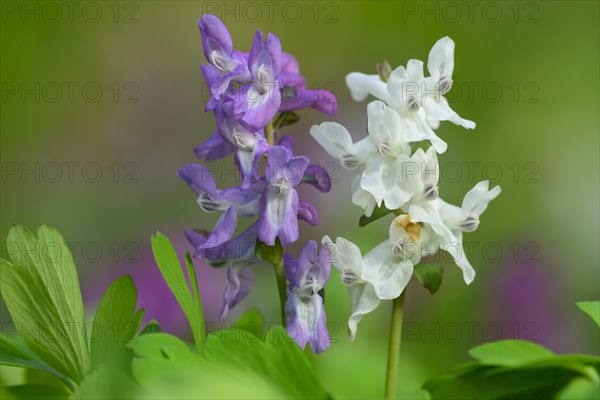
150;233;204;354
90;275;140;370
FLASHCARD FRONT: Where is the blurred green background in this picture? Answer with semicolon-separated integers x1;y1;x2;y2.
1;0;598;397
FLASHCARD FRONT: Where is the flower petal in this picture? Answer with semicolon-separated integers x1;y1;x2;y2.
462;180;502;216
297;201;319;226
427;36;455;81
198;14;233;62
347;283;380;340
240;85;282;129
345;72;392;103
203;206;238;249
219;266;254;320
284;156;310;187
249;30;282;81
302;164;332;192
258;187;299;247
194;131;236;161
351;175;378;217
184;229;207;250
177;163;218;198
309;122;354;160
285;292;330;353
279;88;338;115
361;241;413;300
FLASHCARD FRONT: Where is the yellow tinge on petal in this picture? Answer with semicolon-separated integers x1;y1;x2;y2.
393;214;421;243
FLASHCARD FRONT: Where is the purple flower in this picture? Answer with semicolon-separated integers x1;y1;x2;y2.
187;221;260;320
193;130;236;161
220;266;254;321
277;136;331;193
280;86;338;116
177;163;262;216
284;240;331;353
198;14;250;103
185;206;238;260
215;222;259;320
233;30;282;128
258;146;309;247
297;201;319;226
277;51;338;116
214;104;270;189
303;164;332;193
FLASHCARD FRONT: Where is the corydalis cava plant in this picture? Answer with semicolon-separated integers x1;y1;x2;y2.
179;14;337;353
311;36;501;398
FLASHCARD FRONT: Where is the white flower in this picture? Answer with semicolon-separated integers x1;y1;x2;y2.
309;121;376;170
346;73;447;153
321;235;380;340
360;146;439;212
323;214;432;339
408;180;501;284
387;38;475;129
351;175;377;217
345;36;476;153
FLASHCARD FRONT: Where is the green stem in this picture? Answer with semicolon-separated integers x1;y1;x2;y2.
273;261;287;325
385;289;407;400
266;120;275;146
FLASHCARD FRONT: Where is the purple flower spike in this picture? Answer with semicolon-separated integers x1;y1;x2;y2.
233;30;282;128
258;146;309;247
214;107;270;189
219;266;254;321
284;240;331;353
302;164;332;193
177;163;261;216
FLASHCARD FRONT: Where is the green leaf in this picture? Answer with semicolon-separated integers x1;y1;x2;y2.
558;376;600;400
90;275;140;369
128;329;330;399
577;301;600;327
1;225;89;382
130;308;145;335
150;233;204;354
469;340;555;368
359;204;394;227
397;389;431;400
424;340;600;399
424;365;585;400
128;333;280;399
273;111;300;129
232;308;266;339
0;333;74;391
139;321;162;335
185;252;204;327
203;326;329;399
71;346;147;400
3;384;69;400
413;263;443;294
